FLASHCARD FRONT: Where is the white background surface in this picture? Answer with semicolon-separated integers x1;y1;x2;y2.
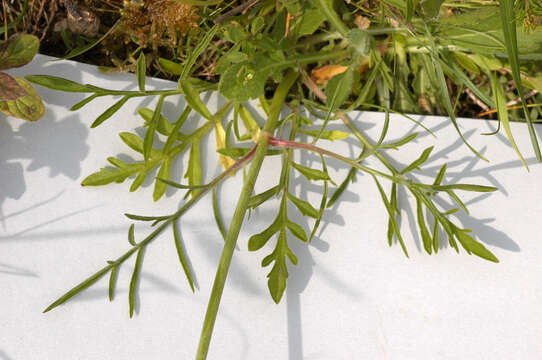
2;55;542;360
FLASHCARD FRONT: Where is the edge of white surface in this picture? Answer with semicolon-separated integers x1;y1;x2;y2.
1;54;542;360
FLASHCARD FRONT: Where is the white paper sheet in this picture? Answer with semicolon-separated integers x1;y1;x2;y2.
2;55;542;360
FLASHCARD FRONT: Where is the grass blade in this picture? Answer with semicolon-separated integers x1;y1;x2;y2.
423;26;487;161
498;0;541;161
490;71;528;169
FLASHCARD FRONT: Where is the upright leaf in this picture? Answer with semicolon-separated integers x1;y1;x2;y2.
498;0;541;161
490;72;528;169
136;52;146;92
143;95;165;162
180;79;213;120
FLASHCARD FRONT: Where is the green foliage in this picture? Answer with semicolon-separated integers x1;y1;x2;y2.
28;1;540;358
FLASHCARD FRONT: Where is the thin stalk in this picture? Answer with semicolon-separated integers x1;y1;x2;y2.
267;136;405;184
195;70;299;360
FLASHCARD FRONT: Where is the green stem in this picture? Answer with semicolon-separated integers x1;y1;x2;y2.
267;136;404;184
195;70;299;360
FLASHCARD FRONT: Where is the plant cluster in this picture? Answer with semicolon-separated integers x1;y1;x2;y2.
9;0;542;358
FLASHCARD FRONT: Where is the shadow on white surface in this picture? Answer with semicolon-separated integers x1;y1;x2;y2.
0;349;13;360
0;110;90;230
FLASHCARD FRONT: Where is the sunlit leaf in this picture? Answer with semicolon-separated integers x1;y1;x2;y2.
287;193;319;218
0;34;39;70
0;77;44;121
